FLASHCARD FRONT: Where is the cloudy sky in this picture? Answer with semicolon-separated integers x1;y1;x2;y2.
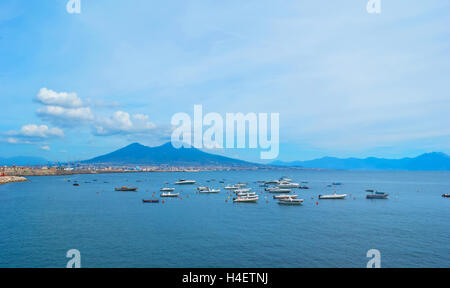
0;0;449;163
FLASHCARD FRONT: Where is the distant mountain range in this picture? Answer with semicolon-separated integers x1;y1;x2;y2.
0;156;48;166
83;142;257;167
272;152;450;171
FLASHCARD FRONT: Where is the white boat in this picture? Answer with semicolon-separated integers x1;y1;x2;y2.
234;188;251;193
278;198;304;205
278;182;300;188
197;186;209;191
236;183;248;187
236;192;256;197
233;196;258;203
264;180;280;184
160;192;179;197
273;194;298;199
318;193;347;199
224;185;239;190
268;188;291;193
160;187;175;192
199;188;220;193
279;177;292;182
175;179;196;185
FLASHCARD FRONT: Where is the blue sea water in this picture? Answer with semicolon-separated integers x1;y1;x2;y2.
0;170;449;268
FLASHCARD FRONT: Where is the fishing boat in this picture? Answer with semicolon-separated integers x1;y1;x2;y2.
115;186;138;191
160;187;175;192
318;193;347;199
174;179;196;185
273;194;298;199
224;185;239;190
278;198;304;205
160;192;179;197
366;191;389;199
442;194;450;198
142;199;159;203
233;196;258;203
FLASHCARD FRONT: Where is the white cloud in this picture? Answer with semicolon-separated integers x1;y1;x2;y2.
36;88;83;108
95;111;156;136
7;124;64;140
37;105;94;126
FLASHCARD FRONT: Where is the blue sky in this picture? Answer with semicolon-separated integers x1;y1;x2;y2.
0;0;449;163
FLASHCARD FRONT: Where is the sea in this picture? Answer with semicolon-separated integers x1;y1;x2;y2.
0;170;449;268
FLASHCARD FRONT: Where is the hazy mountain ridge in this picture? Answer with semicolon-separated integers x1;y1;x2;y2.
272;152;450;171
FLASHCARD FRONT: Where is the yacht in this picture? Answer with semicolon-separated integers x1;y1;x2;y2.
115;186;138;191
268;188;291;193
197;186;209;191
175;179;196;185
199;188;220;193
273;194;298;199
236;192;256;197
233;196;258;203
160;187;175;192
278;182;300;188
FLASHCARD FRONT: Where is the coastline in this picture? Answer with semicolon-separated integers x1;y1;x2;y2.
0;176;28;185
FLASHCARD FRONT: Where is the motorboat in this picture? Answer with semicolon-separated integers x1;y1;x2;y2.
273;194;298;199
278;198;304;205
234;188;251;193
268;188;291;193
224;185;239;190
366;192;389;199
175;179;196;185
160;187;175;192
264;180;280;185
298;186;310;189
233;196;258;203
197;186;209;191
236;183;248;187
278;182;300;188
142;199;159;203
442;194;450;198
160;192;179;197
332;182;343;185
115;186;138;191
318;193;347;199
236;192;256;197
199;188;220;193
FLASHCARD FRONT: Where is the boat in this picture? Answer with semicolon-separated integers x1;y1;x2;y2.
199;188;220;193
264;180;280;184
278;198;304;205
233;196;258;203
318;193;347;199
174;179;196;185
278;182;300;188
142;199;160;203
234;188;251;193
160;187;175;192
236;183;248;187
197;186;209;191
73;183;80;186
236;192;256;197
298;186;310;189
224;185;239;190
365;189;375;192
279;177;292;182
273;194;298;199
366;192;389;199
160;192;179;197
332;182;343;185
442;194;450;198
115;186;138;191
268;188;292;193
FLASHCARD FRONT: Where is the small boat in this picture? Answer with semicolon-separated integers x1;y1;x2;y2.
115;186;138;191
318;193;347;199
278;182;300;188
298;186;310;189
269;188;292;193
73;183;80;186
332;182;343;185
442;194;450;198
142;199;159;203
236;182;248;187
264;180;280;185
174;179;196;185
279;177;293;182
366;192;389;199
160;192;179;197
233;196;258;203
197;186;209;191
224;185;239;190
278;198;304;205
234;188;251;193
199;188;220;193
160;187;175;192
273;194;298;199
365;189;375;193
236;192;256;197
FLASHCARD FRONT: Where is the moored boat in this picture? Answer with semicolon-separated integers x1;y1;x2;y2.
273;194;298;199
268;188;291;193
233;196;258;203
199;188;220;193
318;193;347;199
160;192;179;197
234;188;251;193
142;199;159;203
366;191;389;199
175;179;196;185
278;182;300;188
224;185;239;190
442;194;450;198
160;187;175;192
115;186;138;191
278;198;304;205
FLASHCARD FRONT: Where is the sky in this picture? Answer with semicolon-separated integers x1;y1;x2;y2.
0;0;449;163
